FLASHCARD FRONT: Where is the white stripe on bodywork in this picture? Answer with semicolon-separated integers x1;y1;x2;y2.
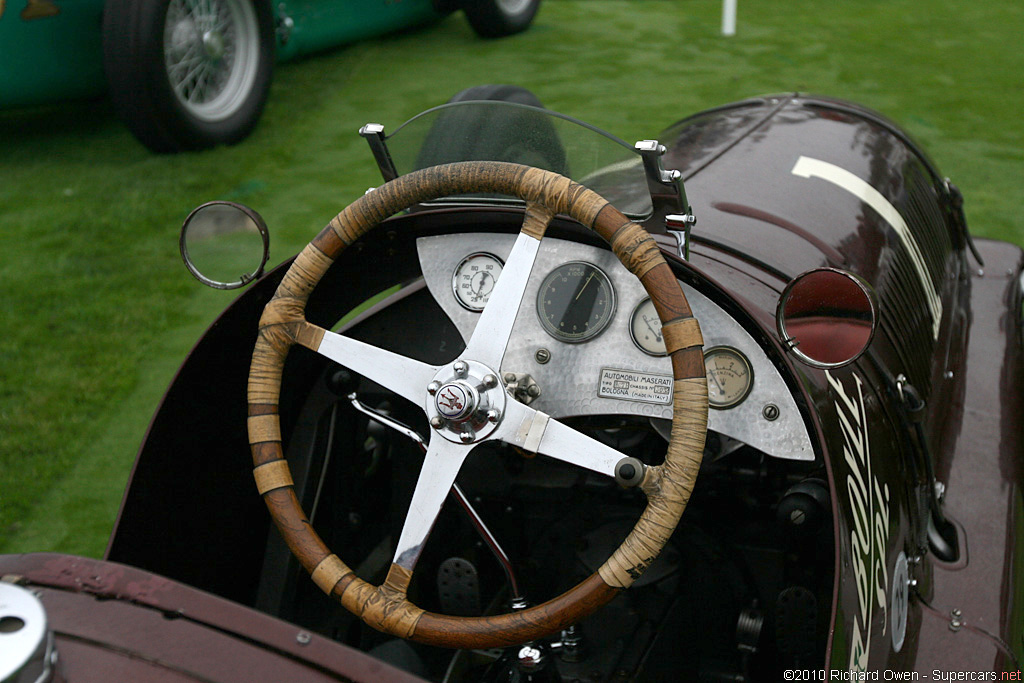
792;156;941;339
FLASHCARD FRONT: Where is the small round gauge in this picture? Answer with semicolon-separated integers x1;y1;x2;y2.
704;346;754;410
629;298;666;356
452;252;504;311
537;261;615;343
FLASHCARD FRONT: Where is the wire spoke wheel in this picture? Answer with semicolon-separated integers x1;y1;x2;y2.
164;0;259;123
104;0;273;152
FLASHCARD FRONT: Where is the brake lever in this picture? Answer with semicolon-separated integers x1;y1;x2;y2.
347;393;523;599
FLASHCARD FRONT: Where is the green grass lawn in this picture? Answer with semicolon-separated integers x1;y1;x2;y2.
1;0;1022;558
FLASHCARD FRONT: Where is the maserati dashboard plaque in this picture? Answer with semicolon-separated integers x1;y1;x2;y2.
598;368;672;405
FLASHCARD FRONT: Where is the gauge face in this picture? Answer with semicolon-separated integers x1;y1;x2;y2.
452;252;503;311
629;298;666;356
704;346;754;409
537;261;615;343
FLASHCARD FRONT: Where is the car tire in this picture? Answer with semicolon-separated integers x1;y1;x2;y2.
461;0;540;38
103;0;275;153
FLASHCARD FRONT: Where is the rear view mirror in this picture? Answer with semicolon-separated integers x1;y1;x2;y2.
777;267;877;368
180;202;270;290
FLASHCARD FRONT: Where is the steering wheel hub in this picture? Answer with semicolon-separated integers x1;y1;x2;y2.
425;359;506;443
434;382;476;421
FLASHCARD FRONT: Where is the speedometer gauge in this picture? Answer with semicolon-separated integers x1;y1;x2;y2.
537;262;615;343
704;346;754;409
452;252;503;311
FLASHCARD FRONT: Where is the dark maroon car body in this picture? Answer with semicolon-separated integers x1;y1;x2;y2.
3;93;1022;681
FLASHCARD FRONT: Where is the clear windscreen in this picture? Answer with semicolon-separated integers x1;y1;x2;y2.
384;101;653;218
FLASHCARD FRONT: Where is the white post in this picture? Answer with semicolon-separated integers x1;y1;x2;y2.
722;0;737;36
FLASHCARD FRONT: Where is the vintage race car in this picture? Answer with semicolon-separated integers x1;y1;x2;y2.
0;0;539;152
2;88;1022;682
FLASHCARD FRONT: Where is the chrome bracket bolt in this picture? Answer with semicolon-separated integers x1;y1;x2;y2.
487;409;501;423
430;416;445;429
482;374;498;388
427;381;441;395
453;360;468;377
459;431;475;443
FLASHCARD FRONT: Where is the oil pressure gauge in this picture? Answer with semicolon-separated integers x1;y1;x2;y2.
452;252;503;311
629;298;666;356
704;346;753;409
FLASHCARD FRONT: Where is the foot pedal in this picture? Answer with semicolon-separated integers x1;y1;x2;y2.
437;557;480;616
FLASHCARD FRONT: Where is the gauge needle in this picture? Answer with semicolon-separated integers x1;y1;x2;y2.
708;370;726;395
475;271;490;295
574;272;596;301
643;315;662;341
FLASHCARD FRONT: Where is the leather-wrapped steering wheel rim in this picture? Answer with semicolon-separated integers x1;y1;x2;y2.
247;161;708;649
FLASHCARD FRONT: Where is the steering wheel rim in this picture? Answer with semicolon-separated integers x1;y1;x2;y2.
247;161;708;649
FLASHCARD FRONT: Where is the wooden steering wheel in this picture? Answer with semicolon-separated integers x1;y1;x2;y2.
247;161;708;649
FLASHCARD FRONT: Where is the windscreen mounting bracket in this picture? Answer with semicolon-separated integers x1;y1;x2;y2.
360;123;399;182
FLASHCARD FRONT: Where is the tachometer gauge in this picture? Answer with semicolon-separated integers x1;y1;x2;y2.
537;261;615;343
704;346;754;409
629;298;666;356
452;252;503;311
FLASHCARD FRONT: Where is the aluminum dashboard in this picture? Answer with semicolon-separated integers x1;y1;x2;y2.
417;233;813;462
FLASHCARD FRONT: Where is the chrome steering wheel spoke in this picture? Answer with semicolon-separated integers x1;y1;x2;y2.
392;437;470;571
316;328;439;405
461;228;543;371
496;399;623;479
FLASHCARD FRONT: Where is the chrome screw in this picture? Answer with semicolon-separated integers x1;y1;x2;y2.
427;381;441;395
453;360;468;376
503;372;517;384
482;374;498;388
762;404;780;421
430;416;445;429
535;348;551;364
949;608;963;632
487;409;501;423
459;432;475;443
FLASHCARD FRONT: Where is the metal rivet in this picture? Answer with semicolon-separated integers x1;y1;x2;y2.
487;409;501;423
503;372;517;383
483;374;497;388
460;432;475;443
535;349;551;364
430;416;444;429
453;361;468;376
296;631;311;645
427;381;441;395
762;404;780;421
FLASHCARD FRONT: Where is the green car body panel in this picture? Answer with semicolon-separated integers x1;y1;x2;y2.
0;0;442;108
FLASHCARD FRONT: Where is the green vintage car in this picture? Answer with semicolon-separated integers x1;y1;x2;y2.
0;0;540;151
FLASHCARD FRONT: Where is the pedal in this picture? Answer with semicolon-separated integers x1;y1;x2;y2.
437;557;481;616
